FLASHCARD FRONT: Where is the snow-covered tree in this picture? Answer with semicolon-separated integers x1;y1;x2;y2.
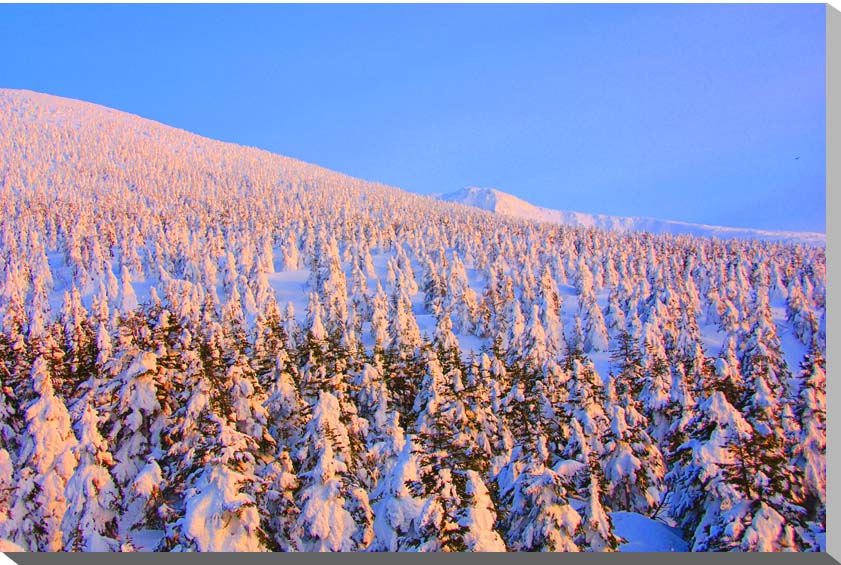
370;432;424;551
499;444;580;551
9;356;78;551
62;403;120;551
295;391;372;551
790;344;825;524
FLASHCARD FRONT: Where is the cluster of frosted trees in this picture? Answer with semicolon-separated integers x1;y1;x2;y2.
0;90;827;551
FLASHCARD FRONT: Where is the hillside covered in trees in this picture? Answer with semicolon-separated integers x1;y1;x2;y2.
0;90;826;552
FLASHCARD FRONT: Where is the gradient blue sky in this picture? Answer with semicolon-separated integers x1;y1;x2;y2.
0;4;826;232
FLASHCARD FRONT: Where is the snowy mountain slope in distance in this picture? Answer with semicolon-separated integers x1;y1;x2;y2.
5;89;822;247
439;187;825;246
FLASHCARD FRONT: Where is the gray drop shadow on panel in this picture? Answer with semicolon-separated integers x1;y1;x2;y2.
826;1;838;562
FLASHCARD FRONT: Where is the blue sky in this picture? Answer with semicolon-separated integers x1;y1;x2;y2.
0;4;826;232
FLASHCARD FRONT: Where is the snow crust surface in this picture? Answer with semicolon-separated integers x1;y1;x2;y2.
611;512;688;552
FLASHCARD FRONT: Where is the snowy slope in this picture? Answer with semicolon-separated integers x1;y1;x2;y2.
0;89;825;553
0;539;25;552
439;187;825;246
0;88;816;381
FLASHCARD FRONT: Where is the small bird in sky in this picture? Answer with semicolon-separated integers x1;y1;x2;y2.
795;156;800;160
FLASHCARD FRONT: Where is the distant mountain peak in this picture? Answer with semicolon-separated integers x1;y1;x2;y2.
440;186;503;212
438;186;825;246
